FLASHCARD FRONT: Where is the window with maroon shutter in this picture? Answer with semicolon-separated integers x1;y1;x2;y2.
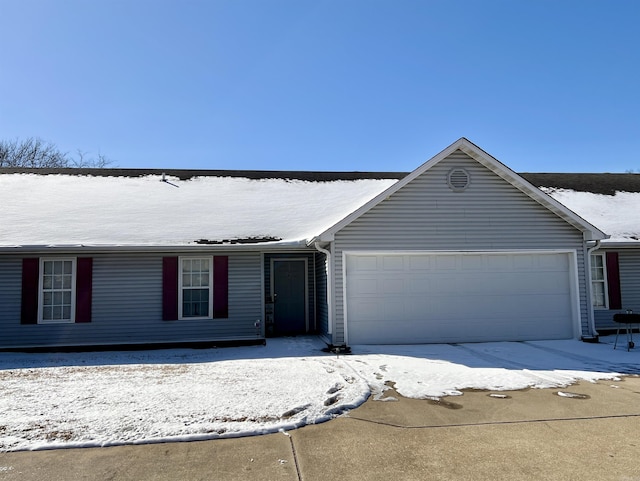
40;258;76;323
21;257;93;324
591;252;622;310
590;254;607;308
163;255;228;320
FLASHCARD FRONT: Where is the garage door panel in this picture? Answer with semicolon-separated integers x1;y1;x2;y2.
513;254;535;269
383;277;405;294
353;256;379;271
346;252;575;344
486;255;511;270
539;253;569;269
349;299;383;322
461;255;484;270
406;298;430;318
382;256;404;270
350;277;378;296
409;256;431;270
435;255;457;270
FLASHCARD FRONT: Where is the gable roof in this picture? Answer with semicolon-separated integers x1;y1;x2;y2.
2;139;637;250
313;138;608;243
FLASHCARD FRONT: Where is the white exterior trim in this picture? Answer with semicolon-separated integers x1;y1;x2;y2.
178;256;214;320
590;252;610;310
568;249;582;338
270;258;309;332
342;249;582;345
37;257;77;324
316;138;607;243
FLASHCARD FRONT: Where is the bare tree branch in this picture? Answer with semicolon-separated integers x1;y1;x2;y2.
70;149;114;168
0;137;114;168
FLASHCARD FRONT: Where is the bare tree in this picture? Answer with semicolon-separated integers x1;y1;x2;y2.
72;149;112;168
0;137;114;168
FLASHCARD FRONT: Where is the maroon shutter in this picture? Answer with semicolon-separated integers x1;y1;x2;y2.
606;252;622;310
162;257;179;320
75;257;93;323
213;256;228;318
21;258;39;324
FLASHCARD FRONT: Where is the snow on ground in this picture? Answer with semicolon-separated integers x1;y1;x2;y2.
1;336;638;452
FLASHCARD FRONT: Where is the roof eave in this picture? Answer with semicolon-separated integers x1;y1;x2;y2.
0;240;312;255
598;240;640;248
457;141;608;241
315;137;608;242
314;138;466;240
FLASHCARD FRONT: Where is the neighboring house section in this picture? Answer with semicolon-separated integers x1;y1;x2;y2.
2;138;635;349
2;252;263;348
0;169;399;349
523;173;640;333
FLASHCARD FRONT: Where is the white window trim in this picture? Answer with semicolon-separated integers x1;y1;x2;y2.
591;253;609;310
178;256;214;320
38;257;77;324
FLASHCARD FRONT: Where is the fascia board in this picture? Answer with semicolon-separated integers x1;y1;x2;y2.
458;141;608;241
598;240;640;248
315;138;468;240
315;137;607;242
0;241;312;255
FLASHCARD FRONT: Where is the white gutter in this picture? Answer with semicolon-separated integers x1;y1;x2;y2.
599;240;640;249
584;240;602;339
0;241;311;255
313;242;333;337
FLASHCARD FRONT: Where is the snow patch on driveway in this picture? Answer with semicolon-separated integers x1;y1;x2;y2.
0;337;634;451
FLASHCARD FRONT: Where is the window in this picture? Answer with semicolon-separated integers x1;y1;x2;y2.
179;257;213;319
162;256;228;321
21;257;92;325
591;254;608;309
38;258;76;323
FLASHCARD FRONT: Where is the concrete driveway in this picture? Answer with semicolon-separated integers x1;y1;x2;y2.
2;377;640;481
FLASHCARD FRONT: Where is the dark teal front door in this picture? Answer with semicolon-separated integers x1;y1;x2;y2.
272;260;306;335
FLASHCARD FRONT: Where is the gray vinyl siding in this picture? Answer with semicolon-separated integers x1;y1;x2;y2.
331;150;589;345
314;251;329;336
594;249;640;330
0;251;263;349
263;252;317;332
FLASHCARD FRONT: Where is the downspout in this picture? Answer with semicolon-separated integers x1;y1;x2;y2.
584;239;601;340
314;242;333;340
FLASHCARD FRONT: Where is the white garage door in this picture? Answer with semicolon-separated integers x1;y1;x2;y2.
345;252;576;344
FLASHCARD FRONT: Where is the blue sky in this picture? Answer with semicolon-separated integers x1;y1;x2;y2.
1;0;638;172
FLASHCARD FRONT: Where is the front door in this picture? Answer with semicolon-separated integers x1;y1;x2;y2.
272;259;307;335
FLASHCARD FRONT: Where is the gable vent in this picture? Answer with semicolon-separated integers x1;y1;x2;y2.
447;168;470;192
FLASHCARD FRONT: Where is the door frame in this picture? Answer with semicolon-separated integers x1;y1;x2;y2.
270;258;309;333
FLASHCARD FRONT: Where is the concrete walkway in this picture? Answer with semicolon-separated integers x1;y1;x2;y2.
2;377;640;480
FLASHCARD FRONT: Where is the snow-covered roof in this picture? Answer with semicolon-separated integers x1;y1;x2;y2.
1;168;638;249
0;169;399;248
522;173;640;245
